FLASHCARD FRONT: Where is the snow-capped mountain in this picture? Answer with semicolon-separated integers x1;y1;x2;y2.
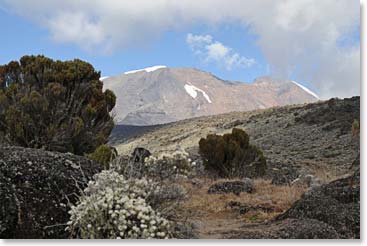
102;67;319;125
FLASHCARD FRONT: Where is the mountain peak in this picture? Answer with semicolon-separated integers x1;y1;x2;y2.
253;76;320;100
102;67;319;125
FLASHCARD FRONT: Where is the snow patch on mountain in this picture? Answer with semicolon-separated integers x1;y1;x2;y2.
100;76;109;80
291;81;320;99
124;65;167;75
184;83;212;103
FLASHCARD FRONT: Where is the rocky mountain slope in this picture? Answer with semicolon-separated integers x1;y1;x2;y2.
111;96;359;239
113;96;359;180
0;97;359;239
102;66;319;125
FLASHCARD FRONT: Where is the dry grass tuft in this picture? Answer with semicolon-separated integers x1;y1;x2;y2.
314;167;340;183
178;178;307;223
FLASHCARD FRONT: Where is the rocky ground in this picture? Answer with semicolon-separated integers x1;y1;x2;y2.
0;97;360;239
222;169;360;239
112;96;360;239
173;166;359;239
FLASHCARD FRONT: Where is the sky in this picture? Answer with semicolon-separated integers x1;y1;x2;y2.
0;0;360;99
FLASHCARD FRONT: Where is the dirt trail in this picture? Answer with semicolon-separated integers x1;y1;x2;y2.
192;214;245;239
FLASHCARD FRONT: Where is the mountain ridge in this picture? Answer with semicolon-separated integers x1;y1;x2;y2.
102;66;319;125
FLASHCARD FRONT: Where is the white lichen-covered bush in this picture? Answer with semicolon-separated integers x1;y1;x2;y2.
143;151;193;181
67;170;171;239
111;150;199;181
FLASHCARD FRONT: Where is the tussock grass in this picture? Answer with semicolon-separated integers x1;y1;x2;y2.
178;178;307;223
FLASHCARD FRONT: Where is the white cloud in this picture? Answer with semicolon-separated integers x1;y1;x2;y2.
47;12;105;50
186;33;212;47
0;0;360;98
187;34;255;70
206;42;230;61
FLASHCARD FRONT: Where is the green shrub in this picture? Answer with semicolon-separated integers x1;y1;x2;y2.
87;144;117;169
199;128;266;178
0;55;116;155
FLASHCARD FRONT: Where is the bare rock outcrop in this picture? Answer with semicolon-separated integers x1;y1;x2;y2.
0;146;101;239
277;169;360;238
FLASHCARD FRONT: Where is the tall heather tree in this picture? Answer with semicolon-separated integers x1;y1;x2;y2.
0;55;116;155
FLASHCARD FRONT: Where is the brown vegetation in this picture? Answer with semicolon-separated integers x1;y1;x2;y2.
177;178;307;238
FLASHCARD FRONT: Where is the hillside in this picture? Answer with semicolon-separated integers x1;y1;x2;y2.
113;96;359;180
1;96;360;239
110;96;359;238
102;67;318;125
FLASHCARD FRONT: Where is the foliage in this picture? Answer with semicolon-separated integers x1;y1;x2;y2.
199;128;266;178
67;170;171;239
143;151;193;181
0;55;116;155
111;150;197;181
351;119;360;136
86;144;117;169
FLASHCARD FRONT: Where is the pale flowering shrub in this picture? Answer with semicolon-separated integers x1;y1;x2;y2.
67;170;171;239
142;151;194;181
110;149;204;181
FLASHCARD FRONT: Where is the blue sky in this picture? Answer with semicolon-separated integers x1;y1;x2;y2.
0;0;360;99
0;8;267;83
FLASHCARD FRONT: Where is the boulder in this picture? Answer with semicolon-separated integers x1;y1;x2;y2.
277;170;360;238
0;146;101;239
119;147;151;178
131;147;151;163
208;180;254;195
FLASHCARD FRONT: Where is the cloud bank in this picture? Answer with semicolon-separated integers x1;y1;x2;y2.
186;33;255;70
1;0;360;99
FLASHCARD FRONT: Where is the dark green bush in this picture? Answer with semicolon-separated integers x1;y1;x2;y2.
199;128;266;178
86;144;117;169
0;55;116;155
